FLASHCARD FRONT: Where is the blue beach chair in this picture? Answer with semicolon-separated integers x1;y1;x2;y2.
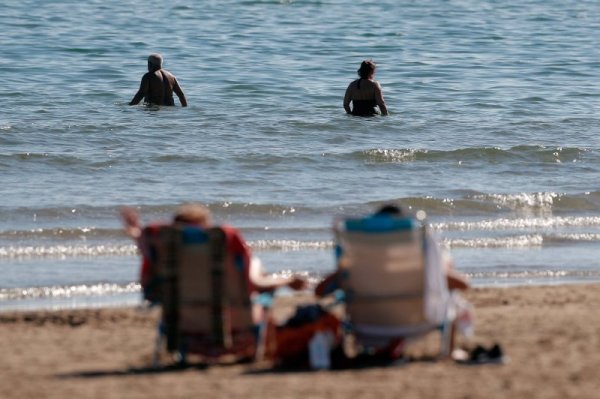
332;212;454;360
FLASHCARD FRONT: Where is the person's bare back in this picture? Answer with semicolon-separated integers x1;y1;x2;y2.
343;60;388;116
129;53;187;107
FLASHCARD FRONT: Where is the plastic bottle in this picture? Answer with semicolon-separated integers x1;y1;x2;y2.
309;331;331;370
454;295;474;338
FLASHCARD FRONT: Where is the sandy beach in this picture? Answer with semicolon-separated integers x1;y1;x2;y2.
1;284;599;399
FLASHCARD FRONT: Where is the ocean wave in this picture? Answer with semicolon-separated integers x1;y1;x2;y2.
4;230;600;259
0;203;312;221
2;269;599;302
1;151;327;170
0;274;322;302
1;190;599;222
444;234;544;248
444;232;600;248
0;152;222;169
0;227;125;240
0;282;140;301
0;244;137;259
336;145;592;164
0;152;85;166
393;191;600;215
464;269;600;281
0;240;333;259
543;233;600;244
0;226;330;240
434;215;600;231
153;154;221;164
471;192;557;209
250;240;332;251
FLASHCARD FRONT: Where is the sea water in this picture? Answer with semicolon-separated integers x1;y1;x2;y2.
1;0;599;310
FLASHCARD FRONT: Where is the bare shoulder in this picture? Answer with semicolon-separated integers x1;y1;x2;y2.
346;79;360;91
164;70;181;86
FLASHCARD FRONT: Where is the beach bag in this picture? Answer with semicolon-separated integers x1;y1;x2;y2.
274;304;341;368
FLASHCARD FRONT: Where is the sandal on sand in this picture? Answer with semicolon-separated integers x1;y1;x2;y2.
454;343;506;365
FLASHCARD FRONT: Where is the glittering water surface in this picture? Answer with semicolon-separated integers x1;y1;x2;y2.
1;0;599;310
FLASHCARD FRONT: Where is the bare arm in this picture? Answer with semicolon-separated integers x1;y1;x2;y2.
343;84;352;114
172;78;187;107
443;254;470;291
447;269;470;291
119;206;142;243
315;269;343;297
129;75;148;105
249;257;307;293
374;83;388;116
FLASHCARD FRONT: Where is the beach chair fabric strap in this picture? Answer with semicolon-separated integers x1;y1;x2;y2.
161;227;180;351
208;228;228;347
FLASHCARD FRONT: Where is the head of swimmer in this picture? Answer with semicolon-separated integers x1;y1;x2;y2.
147;53;163;72
357;60;376;79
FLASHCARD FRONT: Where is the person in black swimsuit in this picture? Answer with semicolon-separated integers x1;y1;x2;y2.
343;60;388;116
129;53;188;107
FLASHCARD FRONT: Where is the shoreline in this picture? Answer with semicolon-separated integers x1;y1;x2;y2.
2;278;599;314
2;284;599;398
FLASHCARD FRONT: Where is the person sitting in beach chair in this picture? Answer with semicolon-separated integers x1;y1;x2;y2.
315;204;471;363
120;204;309;365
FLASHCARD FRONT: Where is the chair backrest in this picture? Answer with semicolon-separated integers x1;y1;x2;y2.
334;215;446;336
143;225;255;356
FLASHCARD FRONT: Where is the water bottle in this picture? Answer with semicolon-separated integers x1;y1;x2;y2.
309;331;331;370
454;294;474;338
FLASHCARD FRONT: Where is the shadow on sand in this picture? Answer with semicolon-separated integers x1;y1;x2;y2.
57;363;209;379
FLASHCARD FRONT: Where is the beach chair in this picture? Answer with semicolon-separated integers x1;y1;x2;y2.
142;224;263;365
332;213;454;359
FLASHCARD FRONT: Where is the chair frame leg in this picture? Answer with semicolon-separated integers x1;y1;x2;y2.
153;322;165;368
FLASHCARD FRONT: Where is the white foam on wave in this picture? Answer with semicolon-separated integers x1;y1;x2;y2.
434;215;600;231
2;230;597;259
363;148;418;163
545;233;600;243
444;234;544;248
249;240;333;251
0;282;140;301
466;269;600;280
471;192;558;209
0;240;331;259
0;244;138;259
